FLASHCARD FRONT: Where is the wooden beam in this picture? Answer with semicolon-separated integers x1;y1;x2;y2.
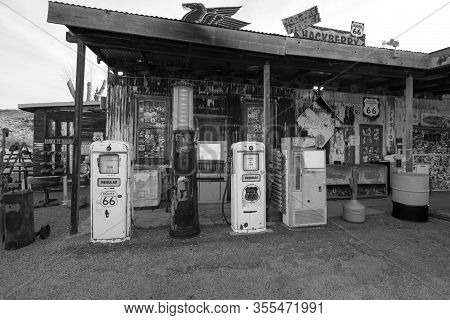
405;73;413;172
70;39;86;235
66;31;77;43
285;38;431;69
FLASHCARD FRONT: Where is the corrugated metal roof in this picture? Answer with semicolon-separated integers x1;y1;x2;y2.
50;2;431;55
49;1;286;37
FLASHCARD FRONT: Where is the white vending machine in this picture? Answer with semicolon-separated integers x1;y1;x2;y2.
90;141;133;242
281;137;327;227
230;141;266;233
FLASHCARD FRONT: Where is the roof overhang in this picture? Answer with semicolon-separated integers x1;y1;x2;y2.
18;100;100;113
47;2;450;97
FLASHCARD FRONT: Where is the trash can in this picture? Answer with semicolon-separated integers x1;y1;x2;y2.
2;190;35;250
391;172;429;222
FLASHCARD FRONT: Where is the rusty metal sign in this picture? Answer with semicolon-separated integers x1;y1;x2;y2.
296;25;366;46
351;21;365;38
282;6;321;34
181;3;249;29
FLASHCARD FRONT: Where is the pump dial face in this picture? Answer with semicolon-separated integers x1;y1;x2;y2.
98;154;120;174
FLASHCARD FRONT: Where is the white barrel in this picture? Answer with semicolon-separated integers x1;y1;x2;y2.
391;172;429;206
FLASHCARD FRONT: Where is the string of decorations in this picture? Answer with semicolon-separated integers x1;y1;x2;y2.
108;74;301;99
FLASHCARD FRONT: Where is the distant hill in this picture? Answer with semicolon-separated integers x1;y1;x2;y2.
0;109;33;149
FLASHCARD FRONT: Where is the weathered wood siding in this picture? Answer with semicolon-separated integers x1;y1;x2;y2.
106;85;138;151
33;111;46;175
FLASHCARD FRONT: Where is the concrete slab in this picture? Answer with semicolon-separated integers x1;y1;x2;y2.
229;228;274;236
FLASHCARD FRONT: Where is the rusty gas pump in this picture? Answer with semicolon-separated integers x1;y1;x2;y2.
169;82;200;237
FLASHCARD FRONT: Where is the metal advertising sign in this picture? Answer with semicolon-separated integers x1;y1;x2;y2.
181;3;249;29
282;6;321;34
420;113;450;127
350;21;364;38
296;26;366;46
296;97;338;148
363;97;380;118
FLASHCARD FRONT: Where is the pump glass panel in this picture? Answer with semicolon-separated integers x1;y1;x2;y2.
294;155;301;190
98;154;120;174
243;154;259;171
302;150;325;169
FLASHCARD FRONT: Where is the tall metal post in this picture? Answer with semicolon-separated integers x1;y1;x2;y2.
405;73;413;172
70;39;85;235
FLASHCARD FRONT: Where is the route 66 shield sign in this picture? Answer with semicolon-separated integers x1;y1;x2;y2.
351;21;364;38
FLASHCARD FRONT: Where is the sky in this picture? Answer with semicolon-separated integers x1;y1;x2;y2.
0;0;449;109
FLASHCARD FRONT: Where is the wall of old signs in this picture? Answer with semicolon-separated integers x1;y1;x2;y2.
107;75;449;189
396;97;450;190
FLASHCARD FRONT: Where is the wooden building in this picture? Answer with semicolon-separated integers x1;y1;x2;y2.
47;2;450;198
18;101;106;177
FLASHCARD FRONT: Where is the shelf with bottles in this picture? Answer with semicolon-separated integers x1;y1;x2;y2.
326;164;388;199
327;185;352;199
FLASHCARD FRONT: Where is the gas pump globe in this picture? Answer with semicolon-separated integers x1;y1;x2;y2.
169;82;200;237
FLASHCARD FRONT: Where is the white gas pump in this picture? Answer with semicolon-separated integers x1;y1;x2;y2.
281;137;327;227
230;141;266;233
90;140;133;242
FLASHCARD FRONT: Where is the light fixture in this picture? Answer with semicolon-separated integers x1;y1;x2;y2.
313;86;324;91
117;71;124;76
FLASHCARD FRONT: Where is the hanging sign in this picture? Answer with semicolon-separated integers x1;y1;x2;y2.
420;113;450;127
296;26;366;46
44;138;73;144
296;96;339;148
350;21;364;38
282;6;321;34
363;97;380;118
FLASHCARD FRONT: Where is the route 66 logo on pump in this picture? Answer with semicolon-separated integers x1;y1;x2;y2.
351;21;364;38
98;190;118;208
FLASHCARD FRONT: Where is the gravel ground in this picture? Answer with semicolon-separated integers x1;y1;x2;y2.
0;204;449;300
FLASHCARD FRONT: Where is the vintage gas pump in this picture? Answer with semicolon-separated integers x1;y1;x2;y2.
230;141;266;233
90;141;133;242
281;137;327;227
169;82;200;237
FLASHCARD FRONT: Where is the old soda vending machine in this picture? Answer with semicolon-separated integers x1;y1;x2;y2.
281;137;327;227
169;82;200;237
230;141;266;233
90;140;133;242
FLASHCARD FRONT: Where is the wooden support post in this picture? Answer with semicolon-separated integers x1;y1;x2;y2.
263;62;271;159
263;61;271;220
70;39;85;235
405;73;413;172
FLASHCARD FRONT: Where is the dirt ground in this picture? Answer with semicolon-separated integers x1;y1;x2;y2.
0;197;449;300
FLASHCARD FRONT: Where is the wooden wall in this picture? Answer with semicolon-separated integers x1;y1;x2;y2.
107;84;138;151
33;111;46;175
31;106;106;176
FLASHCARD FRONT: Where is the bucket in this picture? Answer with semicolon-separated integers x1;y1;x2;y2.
391;172;429;222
